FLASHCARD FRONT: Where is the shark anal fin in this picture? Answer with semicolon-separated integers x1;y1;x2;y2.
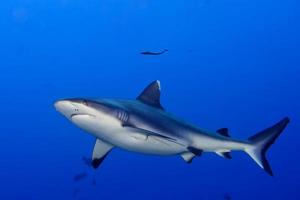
181;152;196;163
217;128;230;137
216;151;232;159
187;147;203;156
137;80;164;110
92;139;114;169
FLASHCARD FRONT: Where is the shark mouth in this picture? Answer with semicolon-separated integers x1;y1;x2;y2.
70;113;96;118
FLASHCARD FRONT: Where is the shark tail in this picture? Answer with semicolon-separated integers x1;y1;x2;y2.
245;117;290;176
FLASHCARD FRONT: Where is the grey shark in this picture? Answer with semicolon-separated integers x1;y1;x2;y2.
54;80;289;176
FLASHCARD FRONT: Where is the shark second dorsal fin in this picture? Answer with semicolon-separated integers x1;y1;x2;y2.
217;128;230;137
137;80;164;110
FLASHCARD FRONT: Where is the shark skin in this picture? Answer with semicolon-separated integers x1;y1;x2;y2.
54;80;290;176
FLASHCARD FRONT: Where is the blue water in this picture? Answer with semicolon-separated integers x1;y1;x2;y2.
0;0;299;199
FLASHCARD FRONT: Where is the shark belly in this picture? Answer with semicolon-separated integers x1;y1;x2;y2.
71;114;186;155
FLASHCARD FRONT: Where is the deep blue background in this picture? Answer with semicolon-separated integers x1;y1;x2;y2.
0;0;299;199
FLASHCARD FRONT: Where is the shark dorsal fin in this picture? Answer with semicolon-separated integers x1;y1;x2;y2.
137;80;164;110
217;128;230;137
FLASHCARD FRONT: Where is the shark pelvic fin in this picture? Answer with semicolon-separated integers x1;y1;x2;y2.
181;152;196;163
187;147;203;156
91;139;114;169
137;80;164;110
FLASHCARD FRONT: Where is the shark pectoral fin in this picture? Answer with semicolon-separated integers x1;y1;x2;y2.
137;80;164;110
91;139;114;169
181;152;196;164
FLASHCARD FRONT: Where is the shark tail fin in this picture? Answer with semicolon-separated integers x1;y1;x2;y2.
245;117;290;176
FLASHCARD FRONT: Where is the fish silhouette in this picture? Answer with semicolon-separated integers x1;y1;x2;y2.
73;172;88;181
141;49;168;55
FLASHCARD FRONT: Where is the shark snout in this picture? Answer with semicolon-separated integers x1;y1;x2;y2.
54;100;79;118
55;100;72;111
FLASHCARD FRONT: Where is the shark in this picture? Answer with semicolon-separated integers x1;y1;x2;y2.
54;80;289;176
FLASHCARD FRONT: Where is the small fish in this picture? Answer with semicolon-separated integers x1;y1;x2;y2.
141;49;168;55
73;172;88;181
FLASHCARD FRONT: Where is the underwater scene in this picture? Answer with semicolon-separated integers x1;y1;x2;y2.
0;0;299;199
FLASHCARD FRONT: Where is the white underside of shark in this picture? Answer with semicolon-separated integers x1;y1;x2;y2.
72;114;186;155
55;80;289;176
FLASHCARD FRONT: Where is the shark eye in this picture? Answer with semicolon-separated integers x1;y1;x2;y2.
82;100;88;106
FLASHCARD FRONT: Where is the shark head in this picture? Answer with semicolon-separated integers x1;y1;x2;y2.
55;98;92;120
54;98;130;135
54;98;121;119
